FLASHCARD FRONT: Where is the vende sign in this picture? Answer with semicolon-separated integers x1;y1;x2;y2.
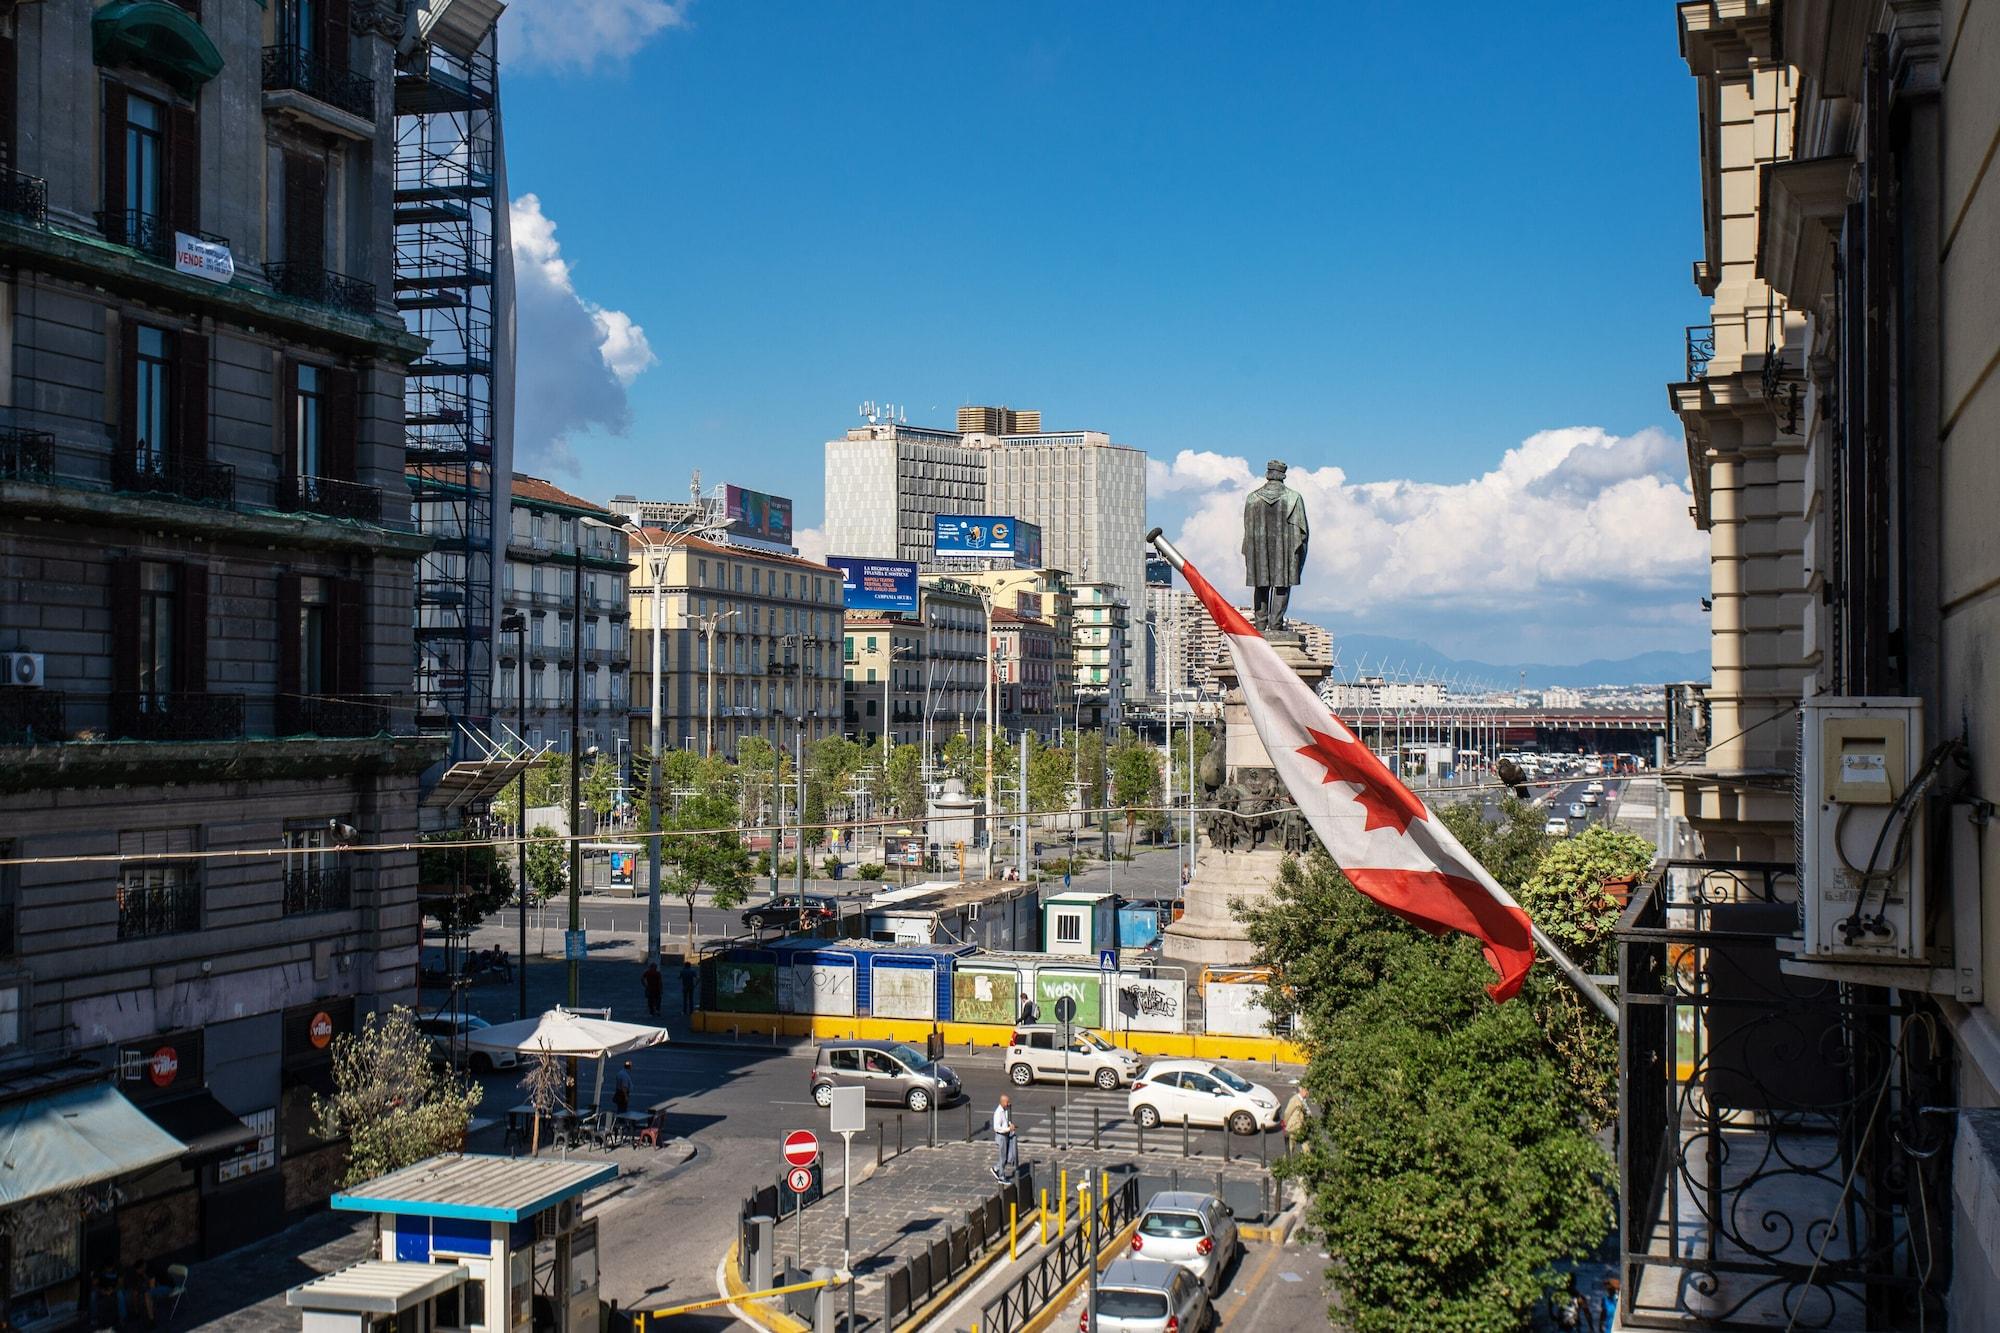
174;232;235;284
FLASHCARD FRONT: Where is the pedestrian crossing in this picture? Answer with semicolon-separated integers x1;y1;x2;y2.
1004;1081;1281;1160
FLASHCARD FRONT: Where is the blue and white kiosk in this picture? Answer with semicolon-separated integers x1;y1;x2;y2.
294;1153;617;1331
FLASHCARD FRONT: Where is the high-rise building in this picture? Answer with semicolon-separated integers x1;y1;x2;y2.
981;427;1148;643
957;405;1040;435
0;0;436;1263
1070;580;1131;730
822;419;986;568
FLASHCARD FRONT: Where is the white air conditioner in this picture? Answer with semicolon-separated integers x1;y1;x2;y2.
1;653;45;688
1796;696;1928;963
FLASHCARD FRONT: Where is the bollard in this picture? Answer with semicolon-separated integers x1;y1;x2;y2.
1138;1118;1146;1155
810;1267;836;1333
966;1103;974;1143
1059;1171;1068;1234
928;1109;935;1150
1050;1109;1058;1148
877;1122;884;1168
748;1215;775;1292
1041;1187;1050;1244
732;1023;740;1042
1181;1119;1190;1158
1093;1107;1101;1150
897;1113;905;1158
1260;1127;1268;1169
1009;1202;1018;1260
1224;1127;1232;1163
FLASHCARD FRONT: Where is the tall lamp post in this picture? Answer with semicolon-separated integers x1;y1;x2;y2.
501;609;528;1020
645;543;669;969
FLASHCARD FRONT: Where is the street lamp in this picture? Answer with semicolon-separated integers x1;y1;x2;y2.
501;609;528;1020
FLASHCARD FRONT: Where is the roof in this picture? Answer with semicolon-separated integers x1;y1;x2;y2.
331;1153;617;1222
1044;889;1115;904
635;527;837;576
287;1261;468;1315
1143;1190;1222;1212
511;473;612;516
0;1081;189;1207
1099;1256;1184;1289
866;881;1036;915
991;608;1050;628
141;1090;258;1162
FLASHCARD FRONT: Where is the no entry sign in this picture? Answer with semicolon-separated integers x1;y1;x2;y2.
787;1165;815;1194
784;1129;820;1167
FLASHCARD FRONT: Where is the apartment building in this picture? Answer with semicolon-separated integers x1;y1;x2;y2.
627;531;844;761
982;427;1148;639
942;568;1078;724
0;0;436;1277
1071;580;1131;730
991;609;1056;739
918;577;984;743
842;616;926;750
822;419;985;568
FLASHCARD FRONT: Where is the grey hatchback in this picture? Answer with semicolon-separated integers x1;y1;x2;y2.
1082;1256;1211;1332
810;1039;963;1112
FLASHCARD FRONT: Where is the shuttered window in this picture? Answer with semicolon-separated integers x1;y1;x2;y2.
117;827;200;939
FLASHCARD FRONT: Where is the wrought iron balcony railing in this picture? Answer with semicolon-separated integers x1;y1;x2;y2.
1686;324;1716;380
261;43;377;120
109;692;246;741
112;449;237;505
276;693;395;738
117;875;201;939
1;170;48;227
0;690;64;745
94;209;231;265
265;260;377;315
0;425;55;481
283;865;354;914
281;474;383;522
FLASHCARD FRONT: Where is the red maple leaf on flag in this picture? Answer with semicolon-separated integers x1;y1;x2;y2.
1297;727;1429;835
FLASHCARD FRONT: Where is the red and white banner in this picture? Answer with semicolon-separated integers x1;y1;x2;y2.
1160;540;1536;1002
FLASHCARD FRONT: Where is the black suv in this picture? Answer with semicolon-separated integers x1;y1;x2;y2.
741;895;839;931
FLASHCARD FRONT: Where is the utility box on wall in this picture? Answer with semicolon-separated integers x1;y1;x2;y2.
1795;697;1928;963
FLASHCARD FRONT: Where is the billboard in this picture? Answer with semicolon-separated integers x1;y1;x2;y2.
1145;556;1173;587
884;835;925;867
725;484;793;545
829;556;918;614
934;515;1043;566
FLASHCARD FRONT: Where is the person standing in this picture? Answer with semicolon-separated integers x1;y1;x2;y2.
989;1094;1017;1181
1281;1089;1310;1154
613;1060;634;1116
680;959;699;1015
1600;1277;1620;1332
641;959;663;1017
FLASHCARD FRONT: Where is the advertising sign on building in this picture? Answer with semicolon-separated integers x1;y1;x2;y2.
935;514;1035;561
829;556;918;614
175;232;235;283
725;484;793;544
884;835;925;867
610;850;634;886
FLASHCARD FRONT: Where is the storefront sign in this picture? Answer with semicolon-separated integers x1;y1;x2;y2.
309;1011;334;1049
148;1045;180;1088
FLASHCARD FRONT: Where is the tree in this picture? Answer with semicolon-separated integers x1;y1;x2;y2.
523;827;566;904
1109;739;1162;852
312;1007;484;1186
581;751;620;822
666;791;754;940
1241;853;1615;1333
416;830;515;933
490;753;566;829
1028;738;1073;817
886;744;925;818
940;732;976;791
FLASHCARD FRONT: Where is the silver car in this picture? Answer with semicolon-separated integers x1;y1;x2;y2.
1084;1256;1211;1332
1129;1191;1239;1294
809;1039;962;1112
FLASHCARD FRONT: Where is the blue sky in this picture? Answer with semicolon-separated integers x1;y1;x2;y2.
499;2;1712;664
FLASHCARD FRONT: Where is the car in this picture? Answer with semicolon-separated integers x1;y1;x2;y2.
1007;1025;1143;1090
1567;802;1588;819
1127;1060;1279;1135
1585;780;1606;794
1083;1256;1212;1333
1581;792;1600;807
741;895;839;931
809;1039;962;1112
416;1012;518;1075
1130;1191;1239;1295
1543;818;1571;837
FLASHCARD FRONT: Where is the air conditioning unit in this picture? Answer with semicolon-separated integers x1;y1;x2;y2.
1;653;45;688
1796;696;1928;963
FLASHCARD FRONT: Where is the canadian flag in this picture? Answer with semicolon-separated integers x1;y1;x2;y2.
1159;537;1537;1002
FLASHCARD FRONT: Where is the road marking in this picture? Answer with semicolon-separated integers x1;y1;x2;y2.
1219;1232;1285;1309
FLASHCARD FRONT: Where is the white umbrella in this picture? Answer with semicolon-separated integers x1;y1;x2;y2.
468;1006;668;1118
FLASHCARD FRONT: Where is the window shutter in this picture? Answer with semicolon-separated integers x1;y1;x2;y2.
118;320;140;458
281;358;300;491
173;329;207;464
282;150;325;268
0;27;17;175
110;561;141;696
167;102;198;236
277;572;303;698
332;577;366;695
102;84;127;217
178;562;210;694
324;366;358;481
322;0;352;74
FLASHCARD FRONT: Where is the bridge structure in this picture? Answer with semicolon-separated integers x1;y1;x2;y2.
1129;703;1665;759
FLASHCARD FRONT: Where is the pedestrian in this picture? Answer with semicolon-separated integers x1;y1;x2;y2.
641;959;663;1017
990;1093;1017;1181
1600;1277;1620;1332
1281;1088;1310;1154
1556;1274;1586;1331
613;1060;634;1116
680;959;698;1015
1018;997;1039;1025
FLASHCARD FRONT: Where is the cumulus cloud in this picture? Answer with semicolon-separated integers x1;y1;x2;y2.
1157;427;1706;652
504;0;691;72
510;193;658;475
792;526;828;565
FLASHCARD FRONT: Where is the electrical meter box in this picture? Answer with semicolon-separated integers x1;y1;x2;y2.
1795;697;1927;962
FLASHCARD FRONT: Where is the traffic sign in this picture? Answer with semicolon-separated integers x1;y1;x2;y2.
786;1165;815;1194
1054;995;1078;1025
828;1086;866;1134
1099;948;1117;972
563;929;587;962
783;1130;820;1167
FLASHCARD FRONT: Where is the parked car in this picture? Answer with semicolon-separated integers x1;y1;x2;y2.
1130;1191;1240;1294
1128;1060;1279;1135
809;1039;962;1112
741;894;839;931
416;1012;518;1075
1567;802;1588;819
1084;1256;1212;1333
1543;818;1571;837
1007;1025;1142;1090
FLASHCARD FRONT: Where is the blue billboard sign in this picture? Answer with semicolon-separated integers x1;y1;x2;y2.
935;515;1042;566
829;556;918;614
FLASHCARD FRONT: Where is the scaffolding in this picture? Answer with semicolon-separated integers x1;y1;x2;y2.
395;7;502;740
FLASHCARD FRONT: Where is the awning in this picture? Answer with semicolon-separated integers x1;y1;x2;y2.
287;1260;468;1315
0;1082;189;1207
141;1091;259;1163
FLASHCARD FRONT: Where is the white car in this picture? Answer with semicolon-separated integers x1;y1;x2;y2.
417;1012;519;1075
1544;818;1570;837
1129;1191;1240;1295
1581;792;1600;807
1128;1061;1279;1136
1567;802;1587;819
1585;781;1606;794
1007;1025;1142;1089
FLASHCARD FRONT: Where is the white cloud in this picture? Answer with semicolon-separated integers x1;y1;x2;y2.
510;193;658;474
792;526;828;565
1159;427;1706;651
504;0;691;72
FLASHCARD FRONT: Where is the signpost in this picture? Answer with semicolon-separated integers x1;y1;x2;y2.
786;1166;814;1193
828;1087;866;1283
784;1130;820;1167
1101;949;1119;1039
783;1130;819;1263
1055;994;1078;1147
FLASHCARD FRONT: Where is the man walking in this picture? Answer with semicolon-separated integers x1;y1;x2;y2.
641;960;663;1017
990;1094;1017;1181
680;959;699;1015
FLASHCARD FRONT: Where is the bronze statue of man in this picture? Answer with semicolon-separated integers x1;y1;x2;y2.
1242;459;1309;632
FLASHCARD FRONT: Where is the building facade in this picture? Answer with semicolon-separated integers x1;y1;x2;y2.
842;616;926;750
627;531;843;761
0;0;437;1277
821;419;985;568
1070;580;1130;730
982;427;1148;637
918;577;983;745
991;609;1056;738
945;568;1078;725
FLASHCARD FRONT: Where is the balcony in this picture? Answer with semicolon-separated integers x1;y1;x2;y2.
1663;681;1711;766
262;44;377;121
283;865;354;914
0;690;64;744
111;450;236;506
1;170;47;227
281;474;383;523
117;877;200;939
0;425;55;481
1685;324;1716;380
276;693;394;738
109;692;245;741
265;261;377;316
94;209;231;266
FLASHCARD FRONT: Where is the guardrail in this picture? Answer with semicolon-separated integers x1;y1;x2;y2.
881;1174;1036;1330
977;1174;1140;1333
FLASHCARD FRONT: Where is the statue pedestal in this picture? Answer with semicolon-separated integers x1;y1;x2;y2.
1162;631;1330;969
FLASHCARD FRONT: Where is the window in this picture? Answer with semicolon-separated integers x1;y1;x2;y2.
283;825;349;913
296;576;328;694
132;326;172;471
829;1049;861;1072
0;840;15;958
122;92;164;221
1055;912;1083;943
137;562;179;698
292;363;323;480
282;0;319;52
117;828;199;938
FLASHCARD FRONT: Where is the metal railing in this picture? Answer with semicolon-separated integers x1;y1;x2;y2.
261;43;377;119
976;1174;1139;1333
94;209;231;264
283;865;353;914
1686;324;1716;380
877;1174;1037;1331
1;170;48;227
265;260;377;314
0;425;56;480
281;474;383;522
0;690;65;745
116;876;200;938
111;450;237;505
109;692;245;742
276;693;395;738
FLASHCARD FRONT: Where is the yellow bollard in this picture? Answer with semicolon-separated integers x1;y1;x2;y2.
1041;1187;1050;1244
1010;1202;1019;1260
1059;1170;1069;1233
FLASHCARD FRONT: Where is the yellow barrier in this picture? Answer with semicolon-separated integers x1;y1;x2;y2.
689;1010;1308;1065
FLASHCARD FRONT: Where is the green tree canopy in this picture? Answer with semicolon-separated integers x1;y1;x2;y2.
1109;738;1163;851
665;791;754;940
312;1007;483;1186
417;829;515;932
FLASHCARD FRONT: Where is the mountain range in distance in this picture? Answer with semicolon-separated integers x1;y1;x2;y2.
1324;633;1707;690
